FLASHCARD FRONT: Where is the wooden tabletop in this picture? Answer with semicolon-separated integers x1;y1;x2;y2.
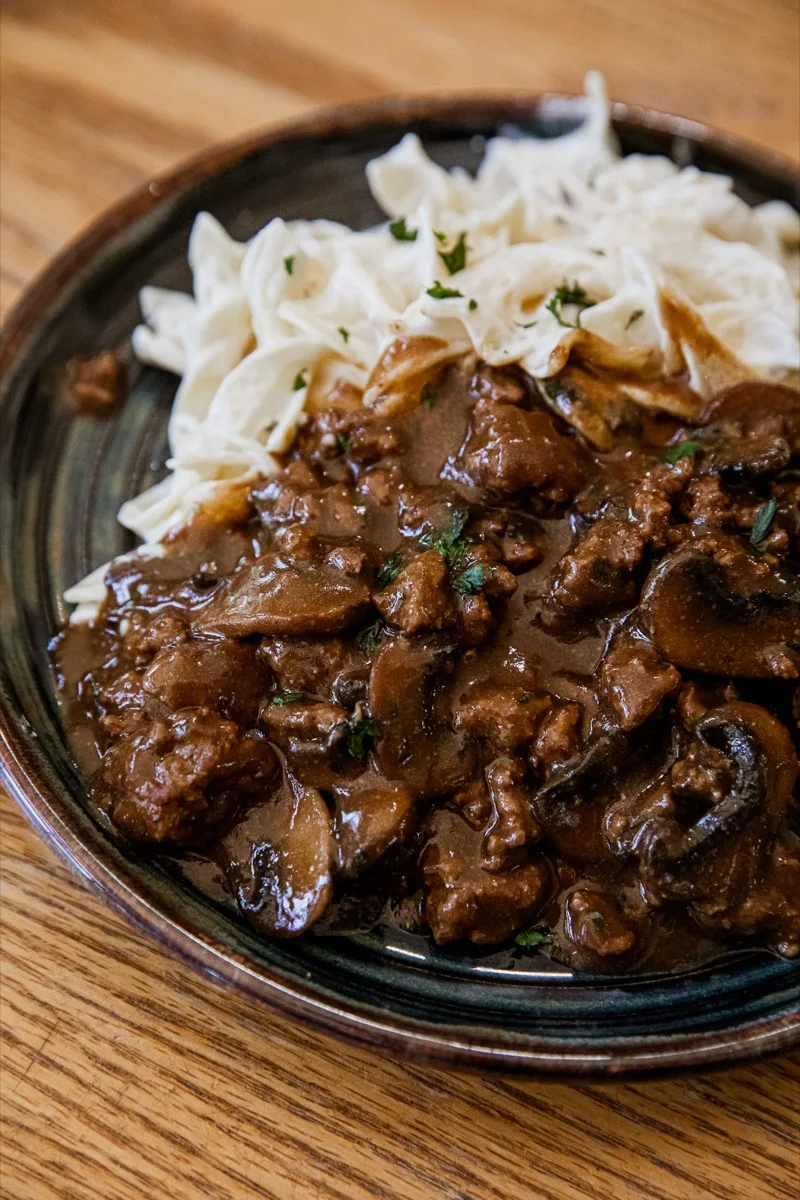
2;2;799;1197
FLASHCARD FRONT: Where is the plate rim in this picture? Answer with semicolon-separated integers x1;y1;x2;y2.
2;90;799;1077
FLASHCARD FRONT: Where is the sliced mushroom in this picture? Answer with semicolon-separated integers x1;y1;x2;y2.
639;702;797;879
194;554;372;637
368;636;476;795
642;547;800;678
225;775;336;936
331;771;416;877
701;381;800;453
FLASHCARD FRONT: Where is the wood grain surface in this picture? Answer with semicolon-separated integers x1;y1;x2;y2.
1;2;799;1197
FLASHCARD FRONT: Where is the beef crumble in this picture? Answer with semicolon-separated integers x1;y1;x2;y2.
53;351;800;972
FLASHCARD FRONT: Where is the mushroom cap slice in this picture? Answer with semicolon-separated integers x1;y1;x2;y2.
641;547;800;678
643;701;797;876
226;776;336;936
331;771;416;877
702;381;800;452
194;553;371;637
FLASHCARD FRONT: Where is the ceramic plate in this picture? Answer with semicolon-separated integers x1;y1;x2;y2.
2;93;799;1076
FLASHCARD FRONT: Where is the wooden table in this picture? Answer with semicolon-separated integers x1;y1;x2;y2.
1;2;799;1196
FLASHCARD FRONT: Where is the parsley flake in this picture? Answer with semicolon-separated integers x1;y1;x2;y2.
750;498;777;547
433;230;447;244
586;910;605;926
338;326;350;343
518;692;532;705
376;554;403;588
389;217;417;242
438;231;469;276
515;928;552;948
453;564;485;595
468;298;478;312
347;716;382;759
625;309;644;330
271;690;306;705
663;440;701;464
283;255;295;275
426;280;463;300
336;432;352;453
420;383;438;407
292;372;307;391
421;508;470;569
545;280;595;329
357;622;383;654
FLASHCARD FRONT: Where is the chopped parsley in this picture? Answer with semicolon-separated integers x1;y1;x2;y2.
545;280;595;329
283;255;295;275
663;439;701;464
518;692;532;705
515;928;552;948
592;248;607;256
426;280;463;300
452;563;485;595
357;621;383;654
292;372;307;391
586;910;605;926
376;553;403;588
389;217;417;242
468;298;478;312
421;507;470;569
625;309;644;330
433;229;448;243
750;498;777;547
420;382;438;407
271;690;306;705
338;326;350;343
347;716;382;758
336;432;352;452
438;231;469;275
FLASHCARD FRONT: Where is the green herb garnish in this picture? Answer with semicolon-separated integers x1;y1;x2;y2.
426;280;463;300
347;716;382;758
545;280;595;329
420;383;438;407
338;326;350;343
336;432;352;452
376;553;403;588
518;692;532;705
586;911;605;926
292;372;307;391
389;217;417;242
750;498;777;547
433;229;447;243
357;622;383;654
452;564;485;595
438;231;468;276
515;928;552;948
468;298;478;312
271;690;306;705
625;309;644;330
283;255;295;275
421;508;470;569
592;248;607;256
663;440;701;464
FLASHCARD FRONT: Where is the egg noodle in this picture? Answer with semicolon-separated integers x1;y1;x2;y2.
66;72;799;620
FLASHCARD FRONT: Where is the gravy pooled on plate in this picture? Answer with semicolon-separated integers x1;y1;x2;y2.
54;350;800;972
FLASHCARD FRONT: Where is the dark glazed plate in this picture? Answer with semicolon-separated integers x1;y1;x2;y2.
2;93;799;1077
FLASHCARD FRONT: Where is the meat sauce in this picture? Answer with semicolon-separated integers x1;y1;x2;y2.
53;353;800;972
